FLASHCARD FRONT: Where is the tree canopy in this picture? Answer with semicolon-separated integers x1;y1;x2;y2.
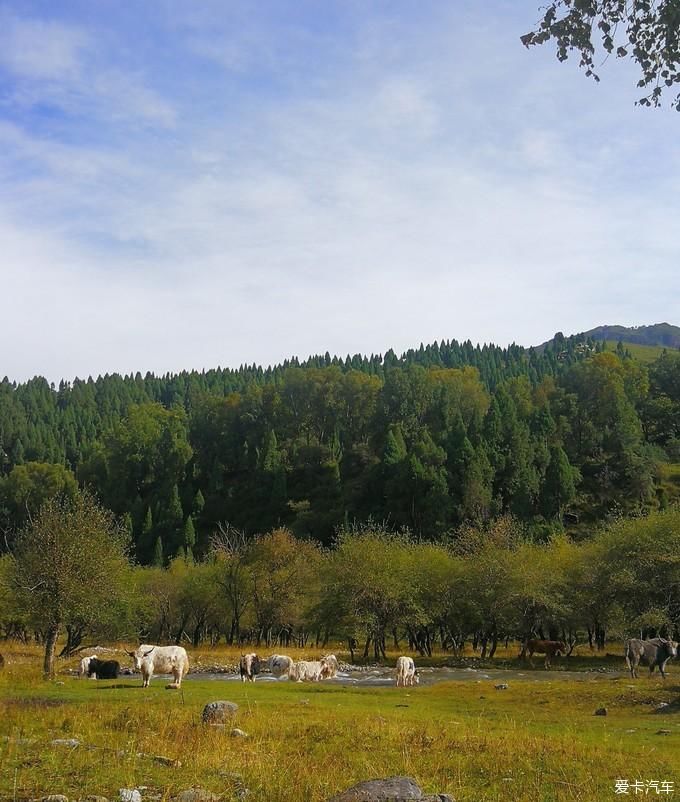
10;491;133;675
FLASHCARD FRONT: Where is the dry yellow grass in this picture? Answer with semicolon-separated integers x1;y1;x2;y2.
0;642;679;802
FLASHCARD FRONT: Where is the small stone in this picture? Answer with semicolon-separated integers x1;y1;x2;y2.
494;683;508;690
152;754;182;767
176;790;220;802
51;738;80;748
40;796;69;802
594;708;607;716
299;699;310;705
656;729;672;736
201;701;238;724
230;728;248;738
118;791;142;802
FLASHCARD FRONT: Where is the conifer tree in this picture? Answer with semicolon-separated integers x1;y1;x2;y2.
152;535;164;567
183;515;196;561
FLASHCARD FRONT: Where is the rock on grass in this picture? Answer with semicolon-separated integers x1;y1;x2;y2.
201;701;238;724
328;776;455;801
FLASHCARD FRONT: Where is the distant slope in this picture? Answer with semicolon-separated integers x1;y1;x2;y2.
601;341;668;364
582;323;680;349
538;323;680;355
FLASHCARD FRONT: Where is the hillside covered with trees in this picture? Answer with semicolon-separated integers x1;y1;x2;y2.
1;332;680;563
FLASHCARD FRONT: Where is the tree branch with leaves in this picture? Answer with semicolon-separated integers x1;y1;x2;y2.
522;1;680;109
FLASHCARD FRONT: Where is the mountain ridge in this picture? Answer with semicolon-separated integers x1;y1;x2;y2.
538;322;680;351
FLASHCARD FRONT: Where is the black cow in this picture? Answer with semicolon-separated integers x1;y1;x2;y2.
625;638;678;679
87;657;120;679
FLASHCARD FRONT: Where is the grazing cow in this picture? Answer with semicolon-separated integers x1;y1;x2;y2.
239;653;261;682
395;656;419;687
625;638;678;679
320;654;339;679
289;660;323;682
126;644;189;688
86;657;120;679
268;654;294;678
79;654;98;678
520;639;566;669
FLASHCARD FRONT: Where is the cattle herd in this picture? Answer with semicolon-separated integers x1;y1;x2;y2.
72;637;678;686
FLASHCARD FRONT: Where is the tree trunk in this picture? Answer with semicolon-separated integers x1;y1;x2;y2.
489;635;498;658
59;624;84;657
43;622;60;678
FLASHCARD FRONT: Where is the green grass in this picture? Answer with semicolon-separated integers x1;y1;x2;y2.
602;340;670;364
1;645;679;801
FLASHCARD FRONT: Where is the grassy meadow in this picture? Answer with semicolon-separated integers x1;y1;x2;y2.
602;340;671;363
1;644;679;802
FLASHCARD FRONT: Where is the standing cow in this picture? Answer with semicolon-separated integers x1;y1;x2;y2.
87;657;120;679
519;639;566;670
395;656;419;687
268;654;294;678
320;654;339;679
240;653;261;682
625;638;678;679
79;654;99;678
126;644;189;688
289;660;323;682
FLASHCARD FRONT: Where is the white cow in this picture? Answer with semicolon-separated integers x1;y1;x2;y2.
395;656;419;687
79;654;98;678
239;653;261;682
126;644;189;688
268;654;294;678
289;660;323;682
320;654;339;679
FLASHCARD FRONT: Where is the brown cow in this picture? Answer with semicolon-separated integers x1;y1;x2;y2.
519;639;566;669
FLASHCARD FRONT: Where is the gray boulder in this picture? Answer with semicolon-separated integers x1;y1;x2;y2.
328;777;423;801
118;791;142;802
201;701;238;724
328;778;454;802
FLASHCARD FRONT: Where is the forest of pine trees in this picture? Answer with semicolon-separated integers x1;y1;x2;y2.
1;332;680;563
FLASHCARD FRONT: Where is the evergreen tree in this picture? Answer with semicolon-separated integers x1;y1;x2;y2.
541;445;579;520
152;535;164;567
183;515;196;561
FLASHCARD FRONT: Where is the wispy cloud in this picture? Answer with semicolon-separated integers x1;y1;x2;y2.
0;10;87;79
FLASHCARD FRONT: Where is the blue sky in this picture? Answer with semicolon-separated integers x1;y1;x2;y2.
1;1;678;383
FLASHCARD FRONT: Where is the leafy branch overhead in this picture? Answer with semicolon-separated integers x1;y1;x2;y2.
522;1;680;109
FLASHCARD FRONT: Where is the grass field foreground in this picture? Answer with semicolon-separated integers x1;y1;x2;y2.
1;644;679;802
